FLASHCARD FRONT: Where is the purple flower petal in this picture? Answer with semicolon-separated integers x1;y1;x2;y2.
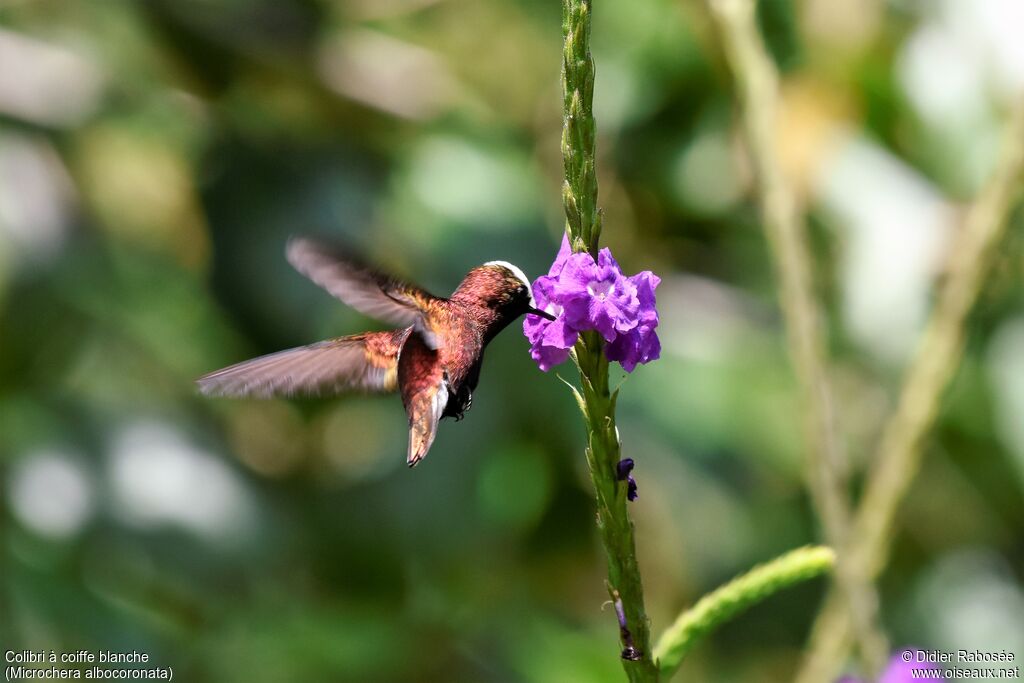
605;330;636;371
880;652;942;683
587;299;621;341
559;251;639;340
616;458;635;480
524;315;577;371
540;316;578;349
597;247;620;271
530;341;572;372
605;323;661;373
836;650;944;683
523;313;547;344
631;270;661;324
616;459;639;501
555;252;598;294
530;275;558;312
548;233;573;277
637;324;662;362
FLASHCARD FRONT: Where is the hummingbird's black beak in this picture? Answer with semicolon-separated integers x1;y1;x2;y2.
528;306;556;321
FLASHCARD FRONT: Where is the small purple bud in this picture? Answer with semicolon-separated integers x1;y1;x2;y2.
613;596;628;630
616;458;634;480
617;459;638;501
612;596;642;661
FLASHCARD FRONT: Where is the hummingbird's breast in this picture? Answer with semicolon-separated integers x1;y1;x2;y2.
396;301;485;411
397;330;445;413
398;297;510;421
431;300;488;393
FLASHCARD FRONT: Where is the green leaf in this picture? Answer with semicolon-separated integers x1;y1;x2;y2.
654;545;836;678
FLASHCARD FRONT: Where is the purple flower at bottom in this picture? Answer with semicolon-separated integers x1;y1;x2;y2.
879;654;942;683
839;651;944;683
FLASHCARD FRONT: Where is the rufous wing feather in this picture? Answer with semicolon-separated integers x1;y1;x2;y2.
197;329;410;398
286;237;440;347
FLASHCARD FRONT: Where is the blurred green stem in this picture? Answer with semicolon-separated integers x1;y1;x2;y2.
796;100;1024;683
706;0;888;676
654;546;836;678
561;1;657;680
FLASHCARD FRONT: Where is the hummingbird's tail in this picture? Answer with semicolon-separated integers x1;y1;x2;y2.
406;381;448;467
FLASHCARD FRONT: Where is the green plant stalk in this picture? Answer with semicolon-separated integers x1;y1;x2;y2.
705;0;887;675
573;336;658;682
654;546;836;678
561;1;657;680
795;100;1024;683
562;0;602;255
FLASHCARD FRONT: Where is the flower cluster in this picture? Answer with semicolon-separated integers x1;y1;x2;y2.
523;236;661;372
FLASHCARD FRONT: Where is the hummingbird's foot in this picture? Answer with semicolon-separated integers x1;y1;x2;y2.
442;383;472;421
451;389;472;421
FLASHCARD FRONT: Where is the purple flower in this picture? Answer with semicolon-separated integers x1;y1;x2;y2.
879;653;942;683
839;651;944;683
523;236;661;373
616;458;639;502
615;458;634;479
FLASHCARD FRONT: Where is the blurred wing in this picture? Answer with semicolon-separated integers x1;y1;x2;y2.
197;330;410;398
287;237;439;347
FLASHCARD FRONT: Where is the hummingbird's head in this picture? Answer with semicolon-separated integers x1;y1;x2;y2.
453;261;554;322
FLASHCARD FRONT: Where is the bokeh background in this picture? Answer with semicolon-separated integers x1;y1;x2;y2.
2;0;1023;681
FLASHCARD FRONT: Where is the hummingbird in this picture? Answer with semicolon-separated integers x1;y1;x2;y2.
197;237;553;466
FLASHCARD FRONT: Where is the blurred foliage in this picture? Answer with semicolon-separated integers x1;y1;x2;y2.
1;0;1023;681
